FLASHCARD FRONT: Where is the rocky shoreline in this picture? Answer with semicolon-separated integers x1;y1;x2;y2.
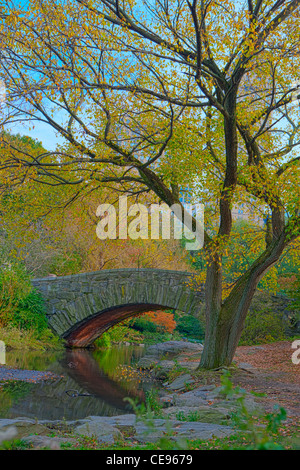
0;341;265;449
0;365;60;384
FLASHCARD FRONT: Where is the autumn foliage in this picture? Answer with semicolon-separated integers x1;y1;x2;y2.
0;0;300;369
142;310;177;334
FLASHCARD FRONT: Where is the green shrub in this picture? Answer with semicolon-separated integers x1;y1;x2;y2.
48;252;83;276
175;314;204;340
0;262;31;315
107;323;144;344
239;307;286;345
128;317;158;333
94;332;111;349
142;330;178;344
0;326;63;350
93;322;144;348
0;261;48;333
12;290;48;332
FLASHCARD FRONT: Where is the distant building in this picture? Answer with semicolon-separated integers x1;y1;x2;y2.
232;202;266;227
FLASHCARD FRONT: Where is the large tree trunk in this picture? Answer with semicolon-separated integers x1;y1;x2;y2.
200;232;288;369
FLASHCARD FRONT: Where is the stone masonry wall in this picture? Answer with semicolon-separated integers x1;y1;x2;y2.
32;269;204;340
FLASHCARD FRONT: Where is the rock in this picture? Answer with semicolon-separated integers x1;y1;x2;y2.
167;421;234;440
216;397;264;414
170;385;264;415
172;393;210;407
137;341;203;375
177;361;199;371
22;435;77;450
0;410;237;447
0;417;34;429
238;362;256;371
0;418;49;439
82;414;136;427
136;356;159;369
145;341;203;358
0;366;59;383
134;418;235;443
193;384;216;392
153;360;176;379
182;386;217;400
161;406;231;424
138;357;198;377
165;386;214;406
74;419;124;445
166;374;195;391
159;386;216;407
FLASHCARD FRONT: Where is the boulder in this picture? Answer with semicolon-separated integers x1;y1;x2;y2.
22;435;77;450
153;360;176;380
145;341;203;358
165;373;195;391
138;357;198;378
74;419;124;445
0;417;49;439
161;406;231;424
137;356;159;369
134;418;235;443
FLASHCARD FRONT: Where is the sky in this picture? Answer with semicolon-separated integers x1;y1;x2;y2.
7;118;65;151
1;80;65;151
2;0;66;151
1;75;64;151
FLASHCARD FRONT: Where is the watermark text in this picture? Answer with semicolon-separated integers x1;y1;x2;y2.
96;196;204;251
291;340;300;365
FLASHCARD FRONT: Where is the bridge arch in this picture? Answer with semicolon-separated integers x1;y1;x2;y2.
32;269;204;347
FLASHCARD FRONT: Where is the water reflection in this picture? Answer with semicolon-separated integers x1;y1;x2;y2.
0;346;157;420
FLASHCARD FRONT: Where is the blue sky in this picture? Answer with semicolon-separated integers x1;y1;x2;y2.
7;118;64;151
4;0;65;150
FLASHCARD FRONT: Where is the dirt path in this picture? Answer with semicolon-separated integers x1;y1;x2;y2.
232;341;300;417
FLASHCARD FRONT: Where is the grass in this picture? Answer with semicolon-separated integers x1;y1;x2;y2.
9;421;297;451
0;326;65;351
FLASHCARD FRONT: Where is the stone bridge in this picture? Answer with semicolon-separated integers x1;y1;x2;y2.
32;269;204;348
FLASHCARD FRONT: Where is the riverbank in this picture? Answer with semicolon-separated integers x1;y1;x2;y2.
0;326;65;352
0;340;299;450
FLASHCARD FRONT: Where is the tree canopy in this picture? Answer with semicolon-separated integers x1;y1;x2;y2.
0;0;299;368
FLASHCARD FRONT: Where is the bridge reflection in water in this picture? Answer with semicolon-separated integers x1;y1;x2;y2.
2;346;157;421
62;348;147;409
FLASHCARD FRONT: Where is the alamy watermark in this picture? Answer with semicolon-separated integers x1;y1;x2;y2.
291;340;300;365
0;340;5;365
0;80;5;105
95;196;204;250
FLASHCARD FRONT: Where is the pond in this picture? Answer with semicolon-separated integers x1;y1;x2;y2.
0;345;160;421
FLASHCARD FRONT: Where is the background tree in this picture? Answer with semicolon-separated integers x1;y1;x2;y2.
189;219;300;296
0;133;190;276
0;0;300;368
